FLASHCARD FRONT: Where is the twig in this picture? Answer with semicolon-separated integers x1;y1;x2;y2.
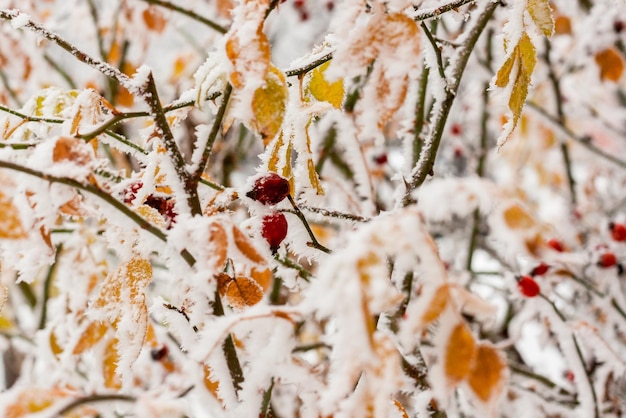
0;9;132;89
298;204;369;222
0;159;197;267
140;0;228;34
38;244;62;330
164;302;198;332
260;377;275;417
285;52;334;78
55;394;135;417
273;254;312;282
421;22;447;88
413;0;477;21
212;289;245;395
403;1;499;205
413;65;430;166
287;196;332;254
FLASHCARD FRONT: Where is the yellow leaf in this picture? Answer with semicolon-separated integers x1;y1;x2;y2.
0;189;27;239
308;61;344;108
73;321;109;354
444;322;476;383
467;344;507;403
595;48;624;82
495;54;515;88
508;68;530;128
6;388;69;418
103;337;122;389
251;65;288;145
232;225;265;264
518;33;537;74
135;205;166;229
527;0;554;37
421;285;450;326
503;204;535;229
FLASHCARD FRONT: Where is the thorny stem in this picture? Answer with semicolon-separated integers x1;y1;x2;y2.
273;253;312;282
38;244;62;330
403;1;499;206
0;160;197;267
527;102;626;169
544;38;577;205
140;0;228;34
0;10;132;89
164;303;199;332
141;72;202;216
55;394;136;416
193;84;233;186
287;195;332;254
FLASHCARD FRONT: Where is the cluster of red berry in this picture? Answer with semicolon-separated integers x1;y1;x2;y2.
123;181;177;229
246;173;290;253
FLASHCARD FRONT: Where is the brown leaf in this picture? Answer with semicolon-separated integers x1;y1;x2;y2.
232;225;265;264
73;321;109;354
467;344;507;403
142;6;167;33
209;221;228;270
444;322;476;383
250;266;272;292
225;276;264;309
595;48;624;82
0;190;27;239
52;137;93;166
421;285;450;326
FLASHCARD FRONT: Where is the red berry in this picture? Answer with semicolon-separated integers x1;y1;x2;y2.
598;252;617;268
326;1;334;11
546;239;564;252
145;195;177;229
450;123;462;135
373;153;388;165
123;181;143;204
531;262;550;276
300;11;309;20
294;0;305;8
262;212;288;253
518;275;540;297
564;370;575;383
246;173;290;205
610;223;626;242
150;345;169;361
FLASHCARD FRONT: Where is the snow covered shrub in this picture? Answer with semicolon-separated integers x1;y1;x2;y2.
0;0;624;417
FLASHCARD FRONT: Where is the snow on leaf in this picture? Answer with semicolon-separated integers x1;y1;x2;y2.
72;320;109;354
135;205;167;229
103;337;122;389
527;0;554;37
225;275;264;310
307;61;344;109
232;224;266;265
5;388;71;418
251;65;288;145
595;48;624;82
208;221;228;270
421;284;450;326
0;188;27;240
444;322;476;384
467;343;507;404
52;136;93;166
503;203;535;229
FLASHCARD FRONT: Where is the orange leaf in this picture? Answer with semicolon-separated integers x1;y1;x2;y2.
6;388;69;418
0;190;27;239
232;225;265;264
52;137;93;166
250;266;272;292
208;221;228;270
103;338;122;389
142;6;167;33
467;344;507;403
444;322;476;383
503;204;535;229
203;364;223;402
595;48;624;82
225;276;264;309
421;285;450;326
73;321;109;354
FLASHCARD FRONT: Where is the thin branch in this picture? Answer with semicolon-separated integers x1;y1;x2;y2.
421;22;447;87
273;253;312;282
55;394;135;417
413;64;430;166
0;159;197;267
140;0;228;34
413;0;477;21
0;9;132;89
287;196;332;254
38;244;62;330
298;204;370;222
212;289;245;394
404;1;499;205
193;84;232;185
285;52;334;77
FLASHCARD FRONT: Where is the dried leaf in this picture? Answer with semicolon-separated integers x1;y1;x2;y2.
6;388;69;418
595;48;624;82
527;0;554;37
251;65;288;145
503;204;535;229
52;136;93;166
444;322;476;383
250;266;272;292
233;225;265;264
467;344;507;403
103;337;122;389
203;364;223;402
226;27;270;89
73;321;109;354
208;222;228;270
0;190;27;239
142;6;167;33
308;61;344;109
225;276;264;309
554;15;571;35
421;285;450;326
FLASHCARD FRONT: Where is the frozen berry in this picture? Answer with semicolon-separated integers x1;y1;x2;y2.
615;20;624;33
373;153;388;165
450;123;462;135
530;262;550;276
610;222;626;242
246;173;290;205
518;275;540;297
294;0;305;8
598;252;617;268
546;239;564;252
150;345;169;361
123;180;143;204
262;212;288;253
326;1;334;11
145;196;177;229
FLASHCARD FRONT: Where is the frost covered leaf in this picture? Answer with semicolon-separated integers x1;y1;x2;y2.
73;320;109;354
103;337;122;389
494;32;536;146
232;225;265;264
225;25;270;89
267;132;293;185
595;48;624;82
251;65;288;145
444;322;476;383
208;221;228;270
421;284;450;326
142;6;167;33
307;61;344;109
135;205;167;229
527;0;554;37
203;364;223;402
5;388;70;418
467;344;507;403
503;203;535;229
52;136;93;166
0;189;27;239
225;276;264;309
